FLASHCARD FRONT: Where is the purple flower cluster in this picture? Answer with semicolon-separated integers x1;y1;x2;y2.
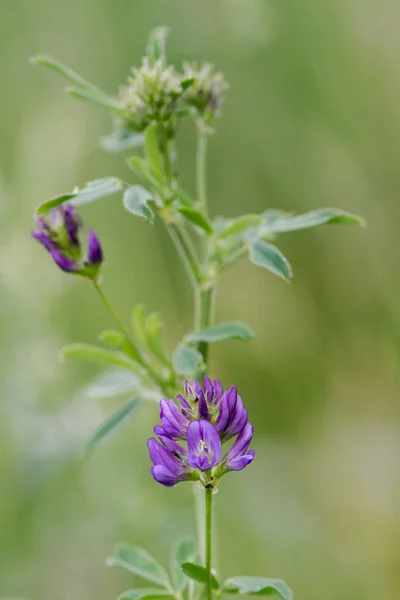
32;204;103;278
148;378;255;487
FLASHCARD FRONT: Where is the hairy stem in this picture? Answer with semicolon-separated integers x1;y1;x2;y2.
205;486;213;600
196;126;208;217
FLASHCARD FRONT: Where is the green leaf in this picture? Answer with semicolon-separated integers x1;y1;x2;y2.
218;215;263;239
172;185;194;207
186;322;254;344
180;78;196;90
84;370;140;399
170;539;196;591
145;123;165;184
35;193;76;216
98;329;127;348
60;343;138;371
71;177;124;206
106;544;171;587
262;207;365;233
128;156;165;193
97;330;142;362
85;399;141;455
177;207;213;234
101;126;145;153
146;313;170;366
30;55;105;96
119;590;173;600
173;344;203;375
223;577;292;600
181;562;219;590
123;186;155;224
146;26;170;62
67;87;123;116
249;240;292;281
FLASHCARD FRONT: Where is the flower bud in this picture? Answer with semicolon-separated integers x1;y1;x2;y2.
32;204;103;279
119;57;182;136
182;62;228;126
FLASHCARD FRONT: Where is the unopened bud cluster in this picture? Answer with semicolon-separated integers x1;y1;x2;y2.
118;56;227;135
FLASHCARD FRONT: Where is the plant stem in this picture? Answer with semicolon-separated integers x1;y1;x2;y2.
205;486;213;600
167;224;201;288
196;125;208;217
92;281;169;394
195;286;215;364
93;281;131;341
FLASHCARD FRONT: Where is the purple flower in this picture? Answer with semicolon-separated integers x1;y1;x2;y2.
148;378;255;487
32;203;103;279
187;420;222;471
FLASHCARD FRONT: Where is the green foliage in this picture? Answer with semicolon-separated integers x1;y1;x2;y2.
177;207;213;234
118;590;173;600
249;240;292;281
132;305;170;367
173;343;203;375
170;539;196;591
84;370;140;399
30;55;106;96
180;562;219;589
123;186;155;223
186;322;254;343
35;192;76;216
107;544;171;587
85;399;142;455
146;26;170;63
145;123;166;185
101;126;145;153
224;577;292;600
71;177;124;206
262;207;365;232
60;343;140;371
217;215;263;239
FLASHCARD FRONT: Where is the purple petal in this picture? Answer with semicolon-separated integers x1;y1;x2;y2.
50;249;78;273
187;420;222;471
225;450;255;472
151;465;184;487
197;390;210;420
177;394;191;416
160;398;188;438
64;204;81;246
213;379;223;404
203;376;213;401
225;422;254;460
87;228;103;265
215;395;230;433
224;396;247;439
226;386;238;414
32;230;54;252
158;434;187;459
193;380;202;398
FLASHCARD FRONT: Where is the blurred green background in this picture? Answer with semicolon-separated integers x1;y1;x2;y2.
1;1;399;599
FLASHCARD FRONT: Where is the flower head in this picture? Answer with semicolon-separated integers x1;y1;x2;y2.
182;62;228;126
148;378;255;488
119;57;183;136
32;204;103;279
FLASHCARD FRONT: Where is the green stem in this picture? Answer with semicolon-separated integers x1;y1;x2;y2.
93;281;131;341
168;224;201;288
196;125;208;217
205;486;213;600
195;286;215;365
93;281;169;394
